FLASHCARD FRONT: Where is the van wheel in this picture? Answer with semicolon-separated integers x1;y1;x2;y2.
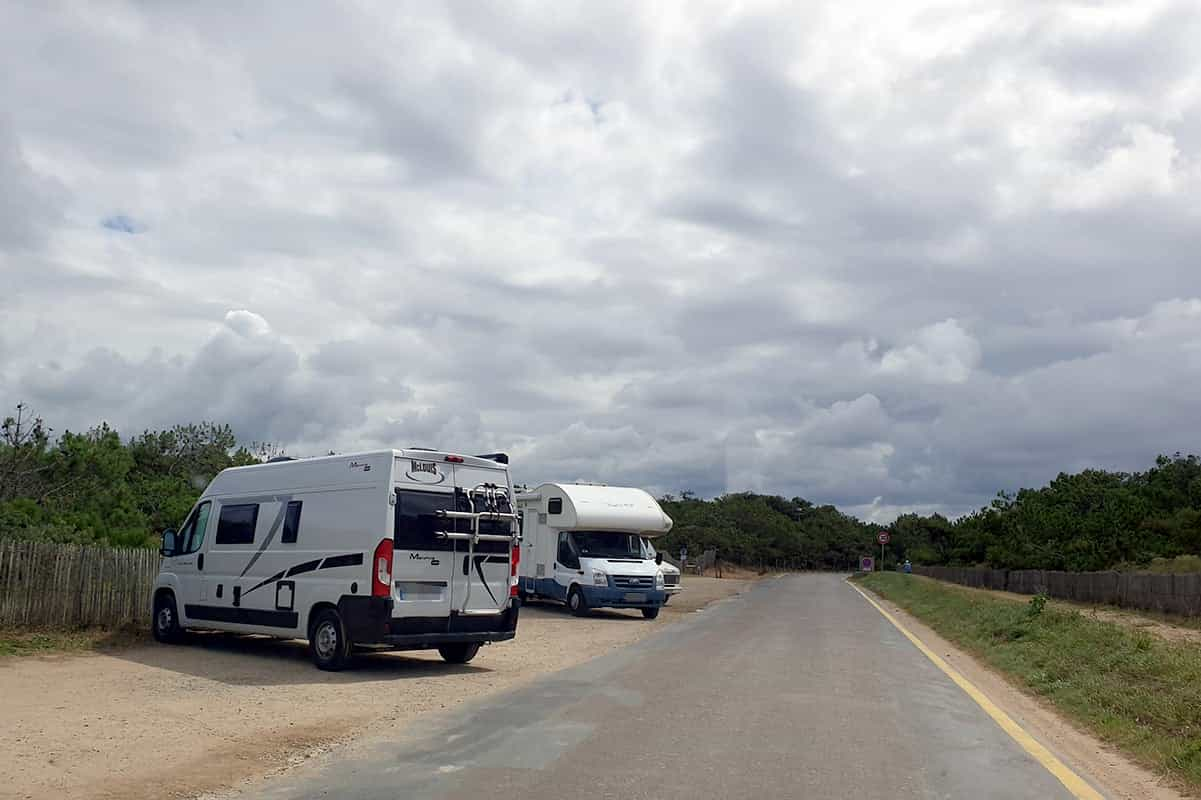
309;609;352;671
567;586;588;616
438;643;481;664
152;593;185;643
642;606;661;620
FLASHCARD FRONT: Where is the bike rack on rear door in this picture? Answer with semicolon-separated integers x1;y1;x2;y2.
435;484;519;614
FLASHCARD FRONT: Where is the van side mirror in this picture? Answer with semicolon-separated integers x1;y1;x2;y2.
655;552;663;565
160;529;177;557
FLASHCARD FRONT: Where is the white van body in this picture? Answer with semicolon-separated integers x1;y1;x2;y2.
515;483;672;618
151;449;521;669
641;537;682;601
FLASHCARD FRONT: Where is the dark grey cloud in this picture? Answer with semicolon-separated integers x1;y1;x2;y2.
3;1;1200;521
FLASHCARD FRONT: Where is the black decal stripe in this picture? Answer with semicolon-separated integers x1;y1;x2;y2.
473;556;500;605
239;554;333;600
321;553;364;570
462;555;510;575
238;494;293;578
286;559;322;577
223;553;364;609
184;604;298;629
243;569;286;597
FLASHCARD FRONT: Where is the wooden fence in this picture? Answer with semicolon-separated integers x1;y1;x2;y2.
914;564;1201;617
0;540;160;628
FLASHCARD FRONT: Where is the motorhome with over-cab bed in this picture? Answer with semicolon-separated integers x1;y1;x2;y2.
516;483;673;618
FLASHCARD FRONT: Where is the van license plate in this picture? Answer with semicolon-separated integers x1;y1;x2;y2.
623;592;646;602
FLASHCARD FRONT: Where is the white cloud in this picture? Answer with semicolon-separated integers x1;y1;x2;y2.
880;320;982;384
1053;124;1180;210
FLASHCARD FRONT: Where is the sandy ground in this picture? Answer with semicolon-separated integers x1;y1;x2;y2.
859;582;1188;800
0;577;747;800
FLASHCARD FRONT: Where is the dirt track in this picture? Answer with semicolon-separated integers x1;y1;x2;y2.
0;577;748;800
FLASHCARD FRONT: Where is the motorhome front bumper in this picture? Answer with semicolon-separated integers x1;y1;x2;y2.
582;586;667;608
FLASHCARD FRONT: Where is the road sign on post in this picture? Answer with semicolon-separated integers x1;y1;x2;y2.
876;531;890;570
860;556;874;572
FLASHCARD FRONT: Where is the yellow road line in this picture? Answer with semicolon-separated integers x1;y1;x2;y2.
847;580;1104;800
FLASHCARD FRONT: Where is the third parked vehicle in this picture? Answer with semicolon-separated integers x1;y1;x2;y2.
516;483;673;618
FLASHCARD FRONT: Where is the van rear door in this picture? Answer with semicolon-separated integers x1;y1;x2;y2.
391;488;457;618
449;483;515;615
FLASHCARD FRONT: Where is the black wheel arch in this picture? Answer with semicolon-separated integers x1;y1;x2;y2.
306;601;339;639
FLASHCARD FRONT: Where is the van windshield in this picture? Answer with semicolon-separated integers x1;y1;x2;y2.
571;531;643;560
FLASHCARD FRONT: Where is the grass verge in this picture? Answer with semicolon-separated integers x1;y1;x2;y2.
854;572;1201;793
0;627;146;658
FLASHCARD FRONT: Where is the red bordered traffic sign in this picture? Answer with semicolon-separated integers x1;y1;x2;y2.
877;531;891;545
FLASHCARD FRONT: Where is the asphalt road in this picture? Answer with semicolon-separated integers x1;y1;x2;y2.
235;574;1082;800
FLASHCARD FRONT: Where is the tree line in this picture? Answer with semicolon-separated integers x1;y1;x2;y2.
657;493;878;571
659;454;1201;573
0;404;267;547
3;403;1198;572
883;454;1201;572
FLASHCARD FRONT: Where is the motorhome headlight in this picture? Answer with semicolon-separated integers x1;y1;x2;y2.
655;572;665;590
592;570;608;586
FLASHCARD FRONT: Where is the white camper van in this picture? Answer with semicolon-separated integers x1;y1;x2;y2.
642;537;682;602
151;449;521;670
515;483;672;618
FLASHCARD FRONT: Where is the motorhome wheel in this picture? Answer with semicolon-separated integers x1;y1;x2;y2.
568;586;589;616
152;592;185;643
438;643;481;664
309;609;352;671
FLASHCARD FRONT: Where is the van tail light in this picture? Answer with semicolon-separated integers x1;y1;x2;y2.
510;540;521;597
373;539;393;597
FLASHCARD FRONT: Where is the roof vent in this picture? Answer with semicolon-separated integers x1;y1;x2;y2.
266;456;296;463
475;453;509;464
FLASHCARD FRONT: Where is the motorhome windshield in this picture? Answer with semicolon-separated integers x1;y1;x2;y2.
640;537;657;559
571;531;643;560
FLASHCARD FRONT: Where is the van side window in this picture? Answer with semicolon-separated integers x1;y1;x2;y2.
178;501;212;555
215;503;259;545
395;490;455;551
281;501;303;544
548;498;563;515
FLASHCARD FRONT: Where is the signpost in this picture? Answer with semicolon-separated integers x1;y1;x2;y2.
876;531;891;570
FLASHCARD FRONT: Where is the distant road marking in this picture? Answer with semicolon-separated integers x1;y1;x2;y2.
847;580;1104;800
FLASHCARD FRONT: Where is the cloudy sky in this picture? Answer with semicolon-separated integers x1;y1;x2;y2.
2;1;1200;520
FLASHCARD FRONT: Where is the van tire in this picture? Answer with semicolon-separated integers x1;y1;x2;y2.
152;592;185;644
567;586;588;616
438;643;481;664
309;608;352;671
641;606;661;620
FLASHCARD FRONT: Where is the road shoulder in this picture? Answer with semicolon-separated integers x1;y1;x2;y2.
852;579;1186;800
